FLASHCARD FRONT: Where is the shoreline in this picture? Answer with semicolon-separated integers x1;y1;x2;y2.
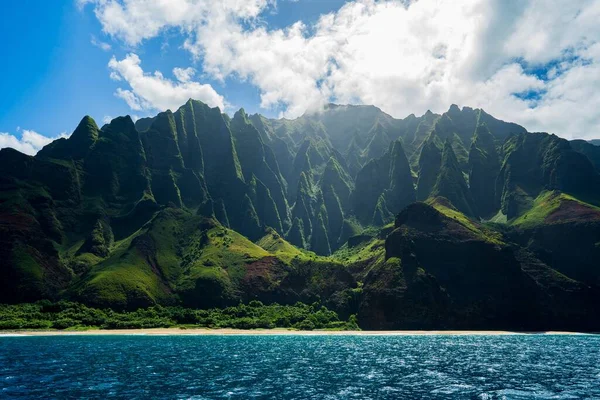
0;328;594;336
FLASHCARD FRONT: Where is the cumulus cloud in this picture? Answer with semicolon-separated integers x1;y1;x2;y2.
173;67;195;83
86;0;273;46
108;53;226;111
0;130;69;156
83;0;600;139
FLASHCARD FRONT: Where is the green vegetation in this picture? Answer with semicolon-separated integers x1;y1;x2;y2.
430;141;477;217
332;236;386;266
468;123;500;218
2;100;600;331
512;190;600;229
416;139;442;200
256;229;314;262
0;301;359;331
427;197;504;245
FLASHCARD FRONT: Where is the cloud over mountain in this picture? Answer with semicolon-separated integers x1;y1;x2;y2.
0;130;69;155
108;53;226;112
84;0;600;138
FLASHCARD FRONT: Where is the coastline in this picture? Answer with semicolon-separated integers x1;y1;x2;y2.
0;328;592;336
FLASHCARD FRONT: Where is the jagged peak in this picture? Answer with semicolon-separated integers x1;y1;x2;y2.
233;108;248;122
181;98;223;115
149;110;176;136
437;112;454;125
101;115;136;136
78;115;97;127
391;138;406;153
448;104;461;114
186;98;207;108
175;98;196;114
439;139;462;171
321;103;383;113
71;115;99;143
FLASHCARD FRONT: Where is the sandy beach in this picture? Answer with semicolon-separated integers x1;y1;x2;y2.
0;328;590;336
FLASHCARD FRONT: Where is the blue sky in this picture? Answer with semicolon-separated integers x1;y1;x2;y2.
0;0;346;140
1;0;599;154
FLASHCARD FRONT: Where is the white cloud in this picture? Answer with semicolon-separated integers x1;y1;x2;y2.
0;130;70;156
90;35;112;51
173;67;195;82
114;87;145;111
108;53;226;111
84;0;600;139
83;0;273;46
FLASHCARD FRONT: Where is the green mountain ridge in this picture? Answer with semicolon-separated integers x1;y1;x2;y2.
2;100;600;330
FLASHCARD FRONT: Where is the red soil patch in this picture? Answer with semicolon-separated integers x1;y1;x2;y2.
545;200;600;224
241;257;287;292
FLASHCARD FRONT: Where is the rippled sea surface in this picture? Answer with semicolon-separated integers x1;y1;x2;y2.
1;334;600;399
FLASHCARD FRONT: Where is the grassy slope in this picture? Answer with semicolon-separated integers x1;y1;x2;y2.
330;224;391;285
70;207;277;308
333;237;386;265
180;224;271;289
256;229;316;263
511;190;600;229
426;197;504;244
70;207;358;309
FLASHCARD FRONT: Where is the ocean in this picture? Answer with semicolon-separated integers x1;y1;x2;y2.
1;334;599;399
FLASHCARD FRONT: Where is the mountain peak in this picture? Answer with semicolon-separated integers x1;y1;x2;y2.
448;104;461;114
233;108;249;123
149;111;176;139
72;115;99;143
103;115;137;137
37;115;99;159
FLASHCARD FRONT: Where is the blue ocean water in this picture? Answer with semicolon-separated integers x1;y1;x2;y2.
1;334;599;399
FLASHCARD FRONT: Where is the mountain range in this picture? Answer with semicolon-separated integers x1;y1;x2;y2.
2;100;600;330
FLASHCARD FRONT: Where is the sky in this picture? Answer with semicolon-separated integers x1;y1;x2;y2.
1;0;599;155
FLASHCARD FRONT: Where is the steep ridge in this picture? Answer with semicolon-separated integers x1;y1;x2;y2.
430;141;478;217
496;132;600;219
358;201;599;330
1;100;600;330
